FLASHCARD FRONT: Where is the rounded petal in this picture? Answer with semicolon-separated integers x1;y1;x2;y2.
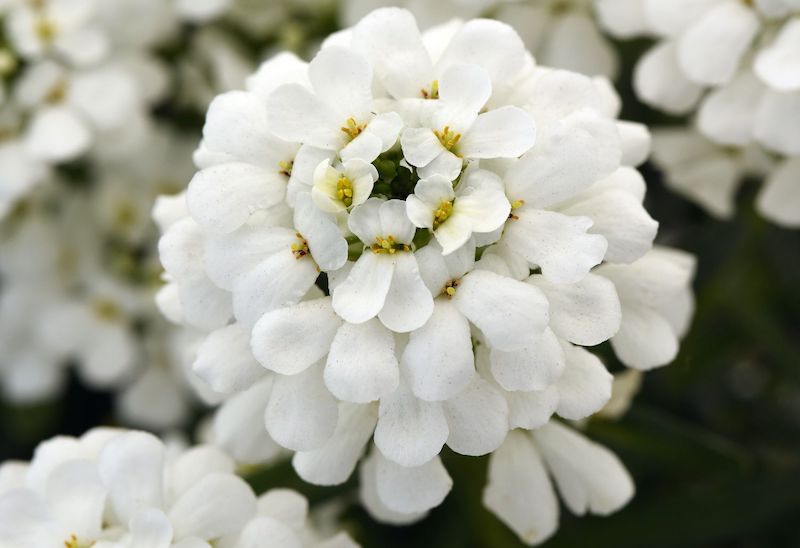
443;376;508;456
251;297;342;375
194;324;265;394
483;431;559;546
454;269;550;351
374;384;448;467
555;342;613;420
378;253;434;333
325;319;399;403
168;474;256;541
459;106;536;159
375;452;452;514
402;299;474;402
266;363;339;452
332;253;395;324
490;328;565;391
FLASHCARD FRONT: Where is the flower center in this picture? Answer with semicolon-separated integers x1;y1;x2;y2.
45;79;68;104
291;233;310;259
442;278;459;297
420;80;439;100
336;175;354;207
508;199;525;220
433;200;453;230
371;235;410;254
278;160;293;178
92;298;121;321
64;533;94;548
35;17;57;43
434;126;461;152
340;117;366;141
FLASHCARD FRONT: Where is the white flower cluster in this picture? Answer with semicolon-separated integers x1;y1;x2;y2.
0;128;217;429
157;8;696;544
0;428;357;548
596;0;800;227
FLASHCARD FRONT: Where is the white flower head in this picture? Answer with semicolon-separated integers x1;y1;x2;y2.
153;7;693;545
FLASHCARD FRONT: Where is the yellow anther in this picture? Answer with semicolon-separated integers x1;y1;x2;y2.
35;17;57;43
420;80;439;100
433;200;453;230
442;279;459;298
291;233;310;259
63;534;94;548
340;117;365;141
45;80;67;104
278;160;293;177
371;235;410;254
509;199;525;220
433;126;462;152
336;175;354;207
92;299;121;322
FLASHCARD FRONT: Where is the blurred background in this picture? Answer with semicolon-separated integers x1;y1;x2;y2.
2;2;800;547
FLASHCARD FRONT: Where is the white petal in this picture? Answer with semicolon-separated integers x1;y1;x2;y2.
332;252;395;324
505;209;608;284
416;149;463;180
236;516;302;548
128;508;173;548
293;192;348;271
400;128;442;168
266;363;338;451
454;269;550;351
325;319;399;403
528;273;621;346
25;105;91;162
612;303;679;370
375;452;452;514
506;386;559;430
555;342;613;420
293;403;377;486
755;18;800;91
251;297;341;375
193;324;265;394
359;452;426;525
378;252;434;332
505;110;621;209
309;46;373;122
754;89;800;156
352;7;433;99
374;384;448;467
483;431;559;546
533;422;634;516
443;376;508;456
99;432;164;525
0;489;59;547
697;70;763;146
266;84;342;149
402;299;474;402
257;489;308;529
757;157;800;228
438;63;492;115
559;190;658;265
232;248;318;327
47;460;106;541
379;199;417;243
677;2;758;86
167;446;235;503
634;41;703;114
169;474;256;541
187;163;285;234
437;19;526;86
213;379;282;465
490;328;565;391
459;106;536;159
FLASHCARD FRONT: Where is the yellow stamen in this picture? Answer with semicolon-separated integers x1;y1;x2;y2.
340;117;365;141
509;199;525;220
433;200;453;230
92;299;121;322
420;80;439;100
278;160;293;177
291;233;310;259
35;17;57;43
371;235;410;254
433;126;462;152
336;175;354;207
442;279;459;298
45;80;67;104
